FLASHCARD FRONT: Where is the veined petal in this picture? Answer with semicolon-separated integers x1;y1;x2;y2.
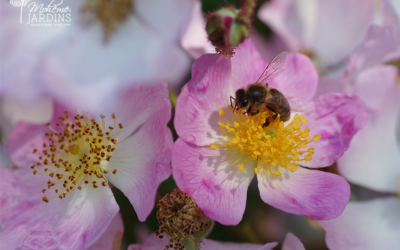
172;139;254;225
86;213;124;250
106;100;173;222
318;198;400;250
301;93;368;168
257;167;350;220
266;53;318;104
174;54;234;146
0;168;119;250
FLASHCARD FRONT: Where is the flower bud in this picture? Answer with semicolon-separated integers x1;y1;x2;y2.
155;189;214;250
206;5;250;56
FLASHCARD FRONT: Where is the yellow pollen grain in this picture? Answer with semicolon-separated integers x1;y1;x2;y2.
210;105;320;176
33;111;121;203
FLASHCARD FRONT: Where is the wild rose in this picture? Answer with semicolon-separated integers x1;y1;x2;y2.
172;39;367;225
0;83;172;249
0;0;195;112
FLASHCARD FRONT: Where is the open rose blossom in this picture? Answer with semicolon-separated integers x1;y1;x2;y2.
172;39;368;225
128;232;305;250
0;82;173;249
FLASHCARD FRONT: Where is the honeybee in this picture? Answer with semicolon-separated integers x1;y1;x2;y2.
230;52;306;127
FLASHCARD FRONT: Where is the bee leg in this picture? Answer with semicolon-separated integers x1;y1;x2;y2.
250;110;259;116
262;118;270;128
230;96;235;108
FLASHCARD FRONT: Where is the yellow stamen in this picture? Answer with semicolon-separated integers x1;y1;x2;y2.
34;111;122;203
210;106;320;175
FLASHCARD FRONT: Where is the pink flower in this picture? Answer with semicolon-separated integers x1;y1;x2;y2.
0;83;173;249
318;198;400;250
0;0;195;112
21;213;124;250
315;16;400;250
172;39;367;225
128;232;305;250
258;0;376;71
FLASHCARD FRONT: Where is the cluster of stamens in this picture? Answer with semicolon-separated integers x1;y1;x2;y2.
81;0;133;41
32;111;123;203
156;189;213;250
210;106;320;176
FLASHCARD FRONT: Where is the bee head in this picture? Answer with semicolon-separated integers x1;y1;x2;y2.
235;89;248;109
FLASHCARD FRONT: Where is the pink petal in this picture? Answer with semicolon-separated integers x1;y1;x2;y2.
174;54;234;146
230;40;318;104
259;0;375;67
282;232;305;250
106;100;173;222
318;198;400;250
0;168;119;250
6;101;70;170
128;233;278;250
181;1;215;59
344;25;400;82
86;213;124;250
338;66;400;193
301;93;368;168
266;53;318;104
172;139;254;225
257;167;350;220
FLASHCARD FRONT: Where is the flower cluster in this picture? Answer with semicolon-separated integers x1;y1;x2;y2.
1;0;399;249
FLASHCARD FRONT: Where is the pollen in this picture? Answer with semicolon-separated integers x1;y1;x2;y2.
156;189;213;250
210;106;320;176
34;111;122;203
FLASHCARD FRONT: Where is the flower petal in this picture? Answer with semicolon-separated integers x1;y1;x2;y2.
6;101;70;169
257;167;350;220
181;1;215;59
267;53;318;104
172;139;254;225
128;233;277;250
106;99;173;222
318;198;400;250
282;232;305;250
86;213;124;250
174;54;234;146
301;93;368;168
0;168;119;250
230;40;318;104
338;66;400;193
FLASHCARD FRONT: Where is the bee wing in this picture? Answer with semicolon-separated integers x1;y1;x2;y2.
256;51;288;84
262;95;307;112
286;96;307;112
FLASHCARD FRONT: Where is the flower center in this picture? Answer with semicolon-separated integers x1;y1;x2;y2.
210;106;320;176
81;0;133;41
31;111;123;203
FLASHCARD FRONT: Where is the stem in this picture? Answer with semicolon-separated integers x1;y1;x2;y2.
20;6;23;24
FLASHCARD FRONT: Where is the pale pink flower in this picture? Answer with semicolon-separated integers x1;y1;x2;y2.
315;11;400;250
0;83;173;249
172;39;367;225
258;0;376;72
128;232;305;250
0;0;195;112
